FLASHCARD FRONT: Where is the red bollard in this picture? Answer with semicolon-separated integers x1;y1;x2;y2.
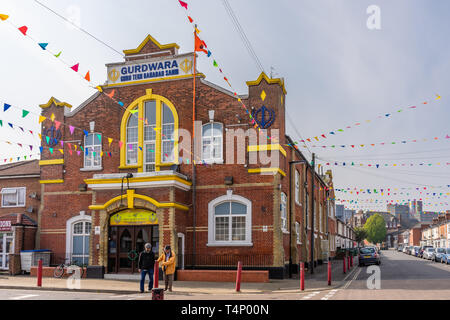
343;256;346;274
327;260;331;286
37;259;42;287
300;262;305;291
235;261;243;292
153;261;159;289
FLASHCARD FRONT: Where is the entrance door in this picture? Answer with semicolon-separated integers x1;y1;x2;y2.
108;225;159;273
0;233;13;270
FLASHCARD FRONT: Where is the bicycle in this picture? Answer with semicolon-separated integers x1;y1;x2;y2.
53;259;87;278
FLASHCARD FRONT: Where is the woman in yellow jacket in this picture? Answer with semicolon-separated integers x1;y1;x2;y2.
157;245;176;292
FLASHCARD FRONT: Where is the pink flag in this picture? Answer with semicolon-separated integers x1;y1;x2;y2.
55;120;61;130
179;0;188;9
71;63;79;72
118;141;124;148
69;126;75;135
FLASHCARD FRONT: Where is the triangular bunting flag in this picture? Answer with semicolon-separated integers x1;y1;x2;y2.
54;51;62;58
54;121;61;130
39;116;46;124
4;103;11;112
108;138;113;146
22;110;29;118
106;89;115;98
188;16;193;23
69;126;75;135
84;71;91;82
18;26;28;35
38;43;48;50
0;14;9;21
51;113;55;122
71;63;79;72
178;0;188;9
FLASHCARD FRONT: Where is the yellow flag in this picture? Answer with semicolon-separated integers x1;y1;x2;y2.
39;116;46;124
59;149;64;154
96;86;103;92
51;113;55;122
108;138;113;146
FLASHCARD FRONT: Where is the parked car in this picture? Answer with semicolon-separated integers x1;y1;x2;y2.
411;246;421;257
358;247;381;267
423;247;435;260
403;246;409;254
432;248;447;262
441;248;450;264
419;246;433;258
406;246;412;255
397;245;404;252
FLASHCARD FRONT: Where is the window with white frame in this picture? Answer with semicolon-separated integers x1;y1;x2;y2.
71;221;91;265
281;192;288;232
207;194;252;246
295;170;300;205
144;100;157;172
84;133;102;168
295;222;301;244
202;122;223;163
319;205;323;232
161;102;175;163
1;187;26;207
126;111;138;165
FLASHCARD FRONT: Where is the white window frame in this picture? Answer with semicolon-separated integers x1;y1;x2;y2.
281;192;288;233
1;187;26;208
295;221;301;244
83;133;102;169
126;110;139;165
207;193;252;246
66;213;92;264
201;122;223;164
161;102;175;163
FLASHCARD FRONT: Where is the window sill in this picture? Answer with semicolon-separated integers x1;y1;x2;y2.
282;229;290;234
207;242;253;247
201;159;224;165
80;167;103;172
1;205;25;208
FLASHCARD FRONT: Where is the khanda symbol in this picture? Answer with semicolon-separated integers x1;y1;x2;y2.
108;69;120;82
180;58;193;74
252;105;276;129
44;126;62;147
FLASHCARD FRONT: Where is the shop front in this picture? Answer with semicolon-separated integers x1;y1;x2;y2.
107;209;159;274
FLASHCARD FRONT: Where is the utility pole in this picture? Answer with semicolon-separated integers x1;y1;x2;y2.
310;153;315;274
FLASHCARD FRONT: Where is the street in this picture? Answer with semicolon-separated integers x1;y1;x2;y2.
1;250;448;300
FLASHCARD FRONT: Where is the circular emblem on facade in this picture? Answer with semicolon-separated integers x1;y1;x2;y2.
252;105;276;129
113;213;122;224
149;212;157;223
43;126;62;147
108;69;120;82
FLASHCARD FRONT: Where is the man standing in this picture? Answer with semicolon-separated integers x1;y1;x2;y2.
138;243;156;293
157;245;176;292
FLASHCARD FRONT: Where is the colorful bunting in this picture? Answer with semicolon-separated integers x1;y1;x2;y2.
18;26;28;35
71;63;79;72
38;43;48;50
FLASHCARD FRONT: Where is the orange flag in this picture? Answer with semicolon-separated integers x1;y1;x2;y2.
194;33;208;54
85;71;91;82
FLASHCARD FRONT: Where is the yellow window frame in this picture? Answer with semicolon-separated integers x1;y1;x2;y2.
120;89;179;172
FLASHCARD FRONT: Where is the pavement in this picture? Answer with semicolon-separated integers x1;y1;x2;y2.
0;257;358;296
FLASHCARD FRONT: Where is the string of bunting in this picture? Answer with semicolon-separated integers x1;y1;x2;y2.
296;94;442;144
176;0;280;144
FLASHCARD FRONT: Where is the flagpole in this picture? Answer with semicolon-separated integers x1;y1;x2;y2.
192;25;197;269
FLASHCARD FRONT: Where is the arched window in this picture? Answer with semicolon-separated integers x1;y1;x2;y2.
66;213;92;265
208;194;252;246
202;122;223;163
121;89;178;172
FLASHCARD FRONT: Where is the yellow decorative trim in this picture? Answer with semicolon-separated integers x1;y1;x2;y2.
84;175;192;187
127;189;135;209
123;34;180;55
248;168;286;177
39;179;64;184
247;144;287;157
119;89;179;171
39;97;72;109
88;192;189;211
100;73;206;89
39;159;64;166
246;72;287;95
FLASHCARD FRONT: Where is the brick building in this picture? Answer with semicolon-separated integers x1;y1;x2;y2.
0;160;40;273
35;35;334;279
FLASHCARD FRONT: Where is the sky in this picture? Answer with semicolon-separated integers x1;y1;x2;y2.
0;0;449;212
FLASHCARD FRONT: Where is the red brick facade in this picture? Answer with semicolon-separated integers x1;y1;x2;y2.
32;35;336;278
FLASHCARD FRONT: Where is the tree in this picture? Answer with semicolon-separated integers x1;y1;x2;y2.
354;227;367;246
363;213;387;245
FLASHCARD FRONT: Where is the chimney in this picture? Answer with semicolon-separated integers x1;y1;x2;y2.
16;213;23;224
